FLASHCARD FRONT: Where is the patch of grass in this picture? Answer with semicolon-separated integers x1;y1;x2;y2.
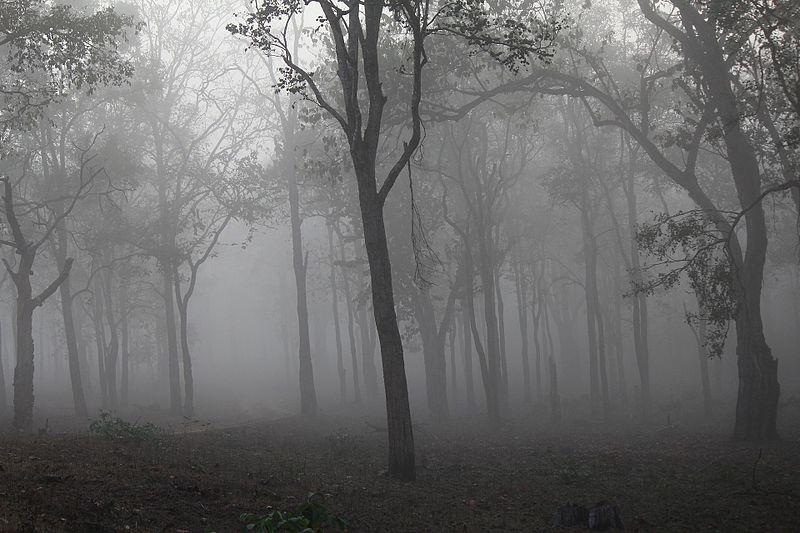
324;430;363;458
241;494;348;532
88;411;161;442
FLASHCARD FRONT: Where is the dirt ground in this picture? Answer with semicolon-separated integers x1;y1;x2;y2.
0;413;798;532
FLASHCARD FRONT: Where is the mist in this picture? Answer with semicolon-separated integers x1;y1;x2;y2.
1;0;799;530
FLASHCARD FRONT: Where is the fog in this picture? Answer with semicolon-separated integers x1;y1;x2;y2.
2;0;800;529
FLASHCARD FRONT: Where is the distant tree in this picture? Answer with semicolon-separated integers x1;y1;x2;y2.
451;0;787;440
0;1;134;429
128;0;264;416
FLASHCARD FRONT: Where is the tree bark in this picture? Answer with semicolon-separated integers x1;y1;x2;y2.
461;305;475;411
327;223;346;404
54;225;87;418
580;196;601;413
357;298;379;401
448;318;457;407
162;267;181;416
476;228;503;417
594;295;610;421
59;276;87;417
338;233;361;403
288;146;317;417
612;261;628;403
542;285;560;423
120;278;130;409
494;253;509;411
464;240;498;423
8;248;73;429
623;152;651;419
173;268;195;417
414;291;449;420
0;317;5;414
13;266;35;429
101;266;119;411
687;301;712;418
92;278;108;410
531;271;545;403
354;168;415;479
513;255;531;404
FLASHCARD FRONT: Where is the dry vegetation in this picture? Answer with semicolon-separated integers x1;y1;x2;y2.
1;414;798;532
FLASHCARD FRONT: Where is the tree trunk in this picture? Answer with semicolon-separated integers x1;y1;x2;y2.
327;223;346;404
476;229;502;418
594;300;610;421
414;291;448;420
0;317;5;414
531;273;544;403
174;269;195;418
461;305;475;411
354;158;414;480
162;268;181;416
448;318;457;407
542;286;561;423
624;156;651;419
54;227;87;418
549;356;561;424
494;258;509;411
612;262;627;403
178;301;193;417
92;279;108;409
9;246;70;429
357;301;379;401
101;267;119;411
688;307;712;419
155;316;168;396
464;241;498;423
338;234;361;403
580;200;601;413
76;321;91;393
13;270;35;429
552;287;578;392
120;278;130;410
707;51;779;440
287;155;317;417
733;305;778;439
513;256;531;403
59;278;87;418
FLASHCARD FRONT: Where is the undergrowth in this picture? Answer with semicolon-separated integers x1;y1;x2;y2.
240;494;348;532
88;411;162;442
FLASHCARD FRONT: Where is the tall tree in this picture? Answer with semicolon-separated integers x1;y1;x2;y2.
231;0;431;479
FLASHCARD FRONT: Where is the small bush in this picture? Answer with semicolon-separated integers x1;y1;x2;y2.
89;411;161;442
241;495;348;532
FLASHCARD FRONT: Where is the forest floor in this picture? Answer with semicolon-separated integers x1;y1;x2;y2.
0;411;798;532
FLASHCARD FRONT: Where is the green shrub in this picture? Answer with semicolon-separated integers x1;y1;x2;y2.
89;411;161;442
240;495;348;532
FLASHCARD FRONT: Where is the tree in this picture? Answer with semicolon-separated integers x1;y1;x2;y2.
173;157;267;417
451;0;785;439
1;0;134;429
230;0;431;479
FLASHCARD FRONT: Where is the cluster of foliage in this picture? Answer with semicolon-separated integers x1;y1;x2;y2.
88;411;161;442
1;0;137;131
635;211;735;356
240;496;348;532
438;0;566;72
